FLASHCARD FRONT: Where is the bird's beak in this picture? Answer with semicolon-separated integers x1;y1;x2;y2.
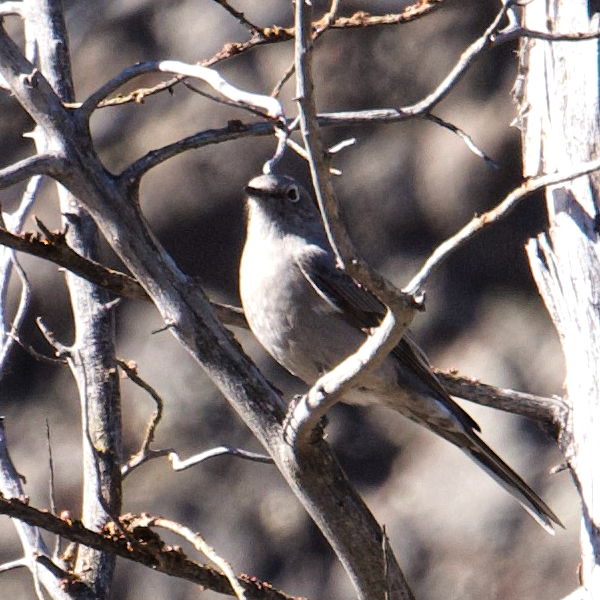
245;185;267;198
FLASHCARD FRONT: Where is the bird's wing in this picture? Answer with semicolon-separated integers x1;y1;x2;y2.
296;249;481;433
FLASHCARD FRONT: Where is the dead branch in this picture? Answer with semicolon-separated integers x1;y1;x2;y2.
0;495;303;600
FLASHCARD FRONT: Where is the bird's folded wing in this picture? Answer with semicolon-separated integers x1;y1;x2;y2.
296;249;481;433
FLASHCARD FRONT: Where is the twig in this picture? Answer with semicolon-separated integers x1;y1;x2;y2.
168;447;272;471
157;61;282;119
79;60;283;120
45;419;61;560
494;25;600;44
210;0;264;38
270;0;341;99
0;173;41;376
182;80;273;121
282;136;354;176
0;256;31;372
121;449;173;477
404;156;600;295
140;515;247;600
0;557;28;573
270;63;296;99
423;113;499;169
6;331;66;364
120;120;274;184
3;173;41;233
0;496;302;600
118;359;165;478
319;1;515;128
92;0;445;109
36;316;70;358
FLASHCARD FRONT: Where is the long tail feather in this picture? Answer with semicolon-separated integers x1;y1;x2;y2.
461;433;563;534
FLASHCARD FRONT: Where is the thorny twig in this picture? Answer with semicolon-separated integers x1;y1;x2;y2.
0;496;302;600
139;515;247;600
93;0;445;108
210;0;264;38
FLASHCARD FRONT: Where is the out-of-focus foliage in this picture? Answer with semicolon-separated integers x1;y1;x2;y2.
0;1;579;599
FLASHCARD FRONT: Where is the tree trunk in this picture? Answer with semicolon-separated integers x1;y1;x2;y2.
519;1;600;596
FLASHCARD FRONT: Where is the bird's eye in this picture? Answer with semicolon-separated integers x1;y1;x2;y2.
286;186;300;202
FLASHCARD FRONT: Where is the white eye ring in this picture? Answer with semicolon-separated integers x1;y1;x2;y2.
286;185;300;202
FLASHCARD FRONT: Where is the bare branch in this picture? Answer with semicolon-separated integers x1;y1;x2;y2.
0;557;28;573
0;496;304;600
210;0;264;38
0;154;64;190
423;113;499;169
0;222;148;299
120;449;173;476
79;60;283;121
182;80;275;121
0;256;31;378
270;0;341;99
494;25;600;44
405;157;600;295
0;24;73;134
436;370;567;438
159;61;282;118
36;316;70;358
120;120;274;183
117;359;165;478
4;172;42;232
76;61;162;116
6;331;66;364
140;515;247;600
0;173;42;375
0;223;248;328
169;447;272;471
92;0;445;109
45;419;62;560
319;2;514;128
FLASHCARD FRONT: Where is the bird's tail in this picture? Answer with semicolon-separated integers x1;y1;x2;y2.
457;431;563;534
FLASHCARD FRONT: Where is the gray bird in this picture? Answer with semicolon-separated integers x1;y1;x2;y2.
240;173;562;534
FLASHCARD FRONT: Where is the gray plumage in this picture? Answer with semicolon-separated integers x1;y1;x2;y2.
240;173;562;534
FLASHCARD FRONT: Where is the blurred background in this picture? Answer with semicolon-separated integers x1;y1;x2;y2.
0;1;580;599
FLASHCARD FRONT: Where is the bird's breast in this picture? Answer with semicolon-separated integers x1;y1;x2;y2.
240;235;363;382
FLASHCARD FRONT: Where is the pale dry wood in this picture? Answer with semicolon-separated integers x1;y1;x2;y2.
26;2;123;596
519;1;600;597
